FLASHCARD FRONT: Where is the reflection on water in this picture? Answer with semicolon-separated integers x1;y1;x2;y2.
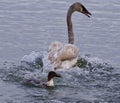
0;0;120;103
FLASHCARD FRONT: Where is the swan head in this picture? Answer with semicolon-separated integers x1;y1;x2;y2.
71;2;91;17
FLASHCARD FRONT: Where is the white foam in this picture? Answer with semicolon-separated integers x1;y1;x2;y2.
21;51;42;63
81;54;105;65
24;70;46;80
21;51;55;72
21;50;109;74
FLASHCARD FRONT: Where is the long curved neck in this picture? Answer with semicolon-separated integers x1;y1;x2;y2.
67;6;75;44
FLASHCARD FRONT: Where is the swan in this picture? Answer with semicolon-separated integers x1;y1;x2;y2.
48;2;91;70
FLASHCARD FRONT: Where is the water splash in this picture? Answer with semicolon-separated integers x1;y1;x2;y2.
1;51;119;103
1;51;113;84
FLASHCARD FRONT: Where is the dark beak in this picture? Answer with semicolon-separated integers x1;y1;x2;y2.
81;5;92;18
82;10;92;18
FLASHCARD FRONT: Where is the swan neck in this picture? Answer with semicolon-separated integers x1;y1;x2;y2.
67;7;74;44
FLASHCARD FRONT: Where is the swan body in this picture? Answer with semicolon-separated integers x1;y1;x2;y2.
48;2;91;70
48;41;79;69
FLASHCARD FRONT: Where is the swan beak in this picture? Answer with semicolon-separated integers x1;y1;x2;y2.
82;10;92;18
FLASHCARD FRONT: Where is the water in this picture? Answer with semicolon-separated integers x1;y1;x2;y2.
0;0;120;103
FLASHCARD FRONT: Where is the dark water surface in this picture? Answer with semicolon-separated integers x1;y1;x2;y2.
0;0;120;103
